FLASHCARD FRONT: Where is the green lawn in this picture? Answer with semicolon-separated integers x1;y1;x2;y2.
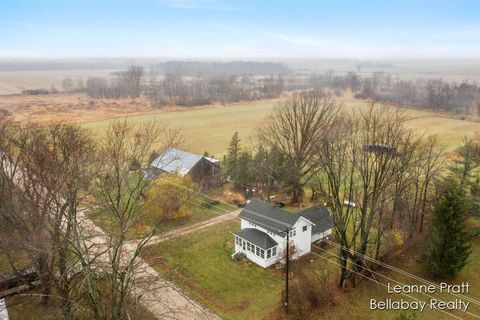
140;216;480;320
86;193;233;239
141;220;284;320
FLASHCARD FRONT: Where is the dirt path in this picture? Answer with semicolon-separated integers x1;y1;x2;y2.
132;209;241;247
78;208;243;320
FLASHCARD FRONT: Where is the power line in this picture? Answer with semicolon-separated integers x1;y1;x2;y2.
312;245;480;319
309;250;466;320
318;239;480;307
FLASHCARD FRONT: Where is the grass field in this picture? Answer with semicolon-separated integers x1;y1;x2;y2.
82;100;480;157
83;100;278;157
142;217;480;320
0;69;116;95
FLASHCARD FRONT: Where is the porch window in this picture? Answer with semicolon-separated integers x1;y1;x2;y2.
266;249;271;259
272;247;277;256
260;249;265;259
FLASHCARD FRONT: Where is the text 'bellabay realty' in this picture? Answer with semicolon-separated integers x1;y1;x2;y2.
370;282;472;313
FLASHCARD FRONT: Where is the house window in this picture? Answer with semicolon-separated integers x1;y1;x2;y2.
289;229;296;237
272;247;277;256
303;226;307;232
260;249;265;259
247;243;251;252
266;249;271;259
256;247;260;256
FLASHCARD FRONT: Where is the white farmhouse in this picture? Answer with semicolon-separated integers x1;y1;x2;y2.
233;199;334;268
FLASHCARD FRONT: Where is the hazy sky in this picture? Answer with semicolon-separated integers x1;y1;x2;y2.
1;0;480;59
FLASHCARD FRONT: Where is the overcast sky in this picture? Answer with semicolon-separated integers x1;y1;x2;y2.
1;0;480;59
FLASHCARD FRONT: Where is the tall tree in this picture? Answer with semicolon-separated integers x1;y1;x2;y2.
237;149;253;189
316;104;419;286
259;91;339;202
425;177;471;278
449;138;480;186
225;132;241;186
120;65;144;98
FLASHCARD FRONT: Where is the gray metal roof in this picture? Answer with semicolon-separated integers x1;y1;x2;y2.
150;148;205;176
299;205;334;234
239;198;300;235
234;228;278;249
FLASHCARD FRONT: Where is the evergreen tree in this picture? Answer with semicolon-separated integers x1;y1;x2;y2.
471;176;480;217
237;150;253;189
225;132;241;185
449;138;479;186
425;177;472;278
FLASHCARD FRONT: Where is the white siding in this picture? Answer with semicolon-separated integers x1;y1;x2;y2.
311;228;332;243
237;217;315;267
290;218;312;259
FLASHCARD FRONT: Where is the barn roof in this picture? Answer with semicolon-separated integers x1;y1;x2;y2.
150;148;219;176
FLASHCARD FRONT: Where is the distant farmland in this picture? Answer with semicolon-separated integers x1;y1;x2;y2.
83;100;480;157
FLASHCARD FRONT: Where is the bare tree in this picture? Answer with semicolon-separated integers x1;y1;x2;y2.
258;91;340;202
62;76;74;93
75;119;183;320
316;104;425;286
120;65;144;98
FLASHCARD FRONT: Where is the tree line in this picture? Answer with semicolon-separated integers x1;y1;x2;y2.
69;64;480;118
307;71;480;117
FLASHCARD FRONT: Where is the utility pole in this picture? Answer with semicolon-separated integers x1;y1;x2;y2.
285;227;290;314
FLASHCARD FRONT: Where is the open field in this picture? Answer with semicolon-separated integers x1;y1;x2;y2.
84;100;480;157
0;69;116;95
83;100;279;157
289;59;480;82
0;93;153;123
142;217;480;320
2;91;479;156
